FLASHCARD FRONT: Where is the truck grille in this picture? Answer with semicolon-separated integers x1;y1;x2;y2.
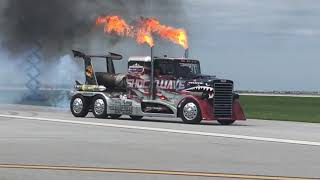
213;82;233;119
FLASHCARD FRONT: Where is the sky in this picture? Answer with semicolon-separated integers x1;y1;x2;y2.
183;0;320;91
0;0;319;91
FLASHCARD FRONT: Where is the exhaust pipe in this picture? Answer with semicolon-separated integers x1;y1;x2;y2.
150;46;155;100
184;48;189;58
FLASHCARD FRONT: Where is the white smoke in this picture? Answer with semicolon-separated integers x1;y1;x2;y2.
40;54;84;107
0;48;27;104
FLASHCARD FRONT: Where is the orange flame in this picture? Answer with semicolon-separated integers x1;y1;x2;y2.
136;30;154;47
141;17;188;49
96;16;131;36
96;15;188;49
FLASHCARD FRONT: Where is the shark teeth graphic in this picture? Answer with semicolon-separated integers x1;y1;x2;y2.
186;86;214;92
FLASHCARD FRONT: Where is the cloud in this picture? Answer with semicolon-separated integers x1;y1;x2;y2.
187;0;320;37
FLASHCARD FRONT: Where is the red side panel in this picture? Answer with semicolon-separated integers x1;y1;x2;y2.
197;98;246;121
232;99;246;120
179;96;246;121
196;98;214;120
178;96;214;120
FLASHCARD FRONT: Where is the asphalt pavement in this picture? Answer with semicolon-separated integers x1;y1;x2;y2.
0;104;319;180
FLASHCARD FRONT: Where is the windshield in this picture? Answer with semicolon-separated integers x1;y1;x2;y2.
176;60;201;78
154;59;201;79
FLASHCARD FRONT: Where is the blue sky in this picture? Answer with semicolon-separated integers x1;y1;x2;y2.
181;0;320;91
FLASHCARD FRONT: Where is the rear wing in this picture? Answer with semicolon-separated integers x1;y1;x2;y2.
72;50;122;60
72;50;123;85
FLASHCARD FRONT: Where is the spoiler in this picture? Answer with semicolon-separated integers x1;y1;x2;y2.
72;50;123;60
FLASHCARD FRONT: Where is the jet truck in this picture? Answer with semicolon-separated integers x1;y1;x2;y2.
70;50;246;125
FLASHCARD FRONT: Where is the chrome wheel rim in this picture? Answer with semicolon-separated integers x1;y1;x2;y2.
94;99;105;115
183;102;198;121
72;98;83;114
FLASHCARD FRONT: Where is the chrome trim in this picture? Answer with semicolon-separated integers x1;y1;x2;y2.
142;100;178;116
183;102;198;121
213;82;233;119
72;98;83;114
75;91;110;100
73;92;179;118
93;98;105;115
140;113;176;118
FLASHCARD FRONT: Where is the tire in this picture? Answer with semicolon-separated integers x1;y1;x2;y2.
110;114;122;119
217;120;235;125
130;115;143;120
92;95;108;118
180;99;202;124
70;94;89;117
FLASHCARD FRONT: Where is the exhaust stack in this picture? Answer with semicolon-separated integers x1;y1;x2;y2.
184;48;189;58
150;46;155;100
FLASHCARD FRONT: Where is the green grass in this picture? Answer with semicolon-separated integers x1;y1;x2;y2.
240;95;320;123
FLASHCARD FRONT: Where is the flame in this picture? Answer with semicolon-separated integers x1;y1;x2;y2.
158;27;188;49
96;16;131;36
140;17;188;49
136;30;154;47
96;15;188;49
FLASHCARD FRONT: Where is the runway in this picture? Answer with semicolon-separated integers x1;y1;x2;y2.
0;104;319;179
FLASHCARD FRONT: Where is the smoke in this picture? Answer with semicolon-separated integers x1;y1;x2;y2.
1;0;185;57
0;48;27;104
0;0;186;107
41;55;85;107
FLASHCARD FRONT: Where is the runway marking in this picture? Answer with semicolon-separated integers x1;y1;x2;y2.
1;114;320;146
0;164;318;180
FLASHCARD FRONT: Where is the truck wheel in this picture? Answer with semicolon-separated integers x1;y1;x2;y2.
92;95;108;118
70;94;89;117
218;120;235;125
180;99;202;124
110;114;122;119
130;115;143;120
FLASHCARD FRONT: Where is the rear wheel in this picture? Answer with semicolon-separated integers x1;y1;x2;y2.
110;114;122;119
218;120;235;125
70;94;89;117
130;115;143;120
92;95;108;118
180;99;202;124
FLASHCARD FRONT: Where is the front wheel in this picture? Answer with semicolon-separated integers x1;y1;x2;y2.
180;99;202;124
217;120;235;125
70;94;89;117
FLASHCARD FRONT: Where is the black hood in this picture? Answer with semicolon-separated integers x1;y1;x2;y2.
191;74;217;81
184;74;233;89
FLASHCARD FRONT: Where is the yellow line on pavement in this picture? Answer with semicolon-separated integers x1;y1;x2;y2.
0;164;318;180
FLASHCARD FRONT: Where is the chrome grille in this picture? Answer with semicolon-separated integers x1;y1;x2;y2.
213;82;233;119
